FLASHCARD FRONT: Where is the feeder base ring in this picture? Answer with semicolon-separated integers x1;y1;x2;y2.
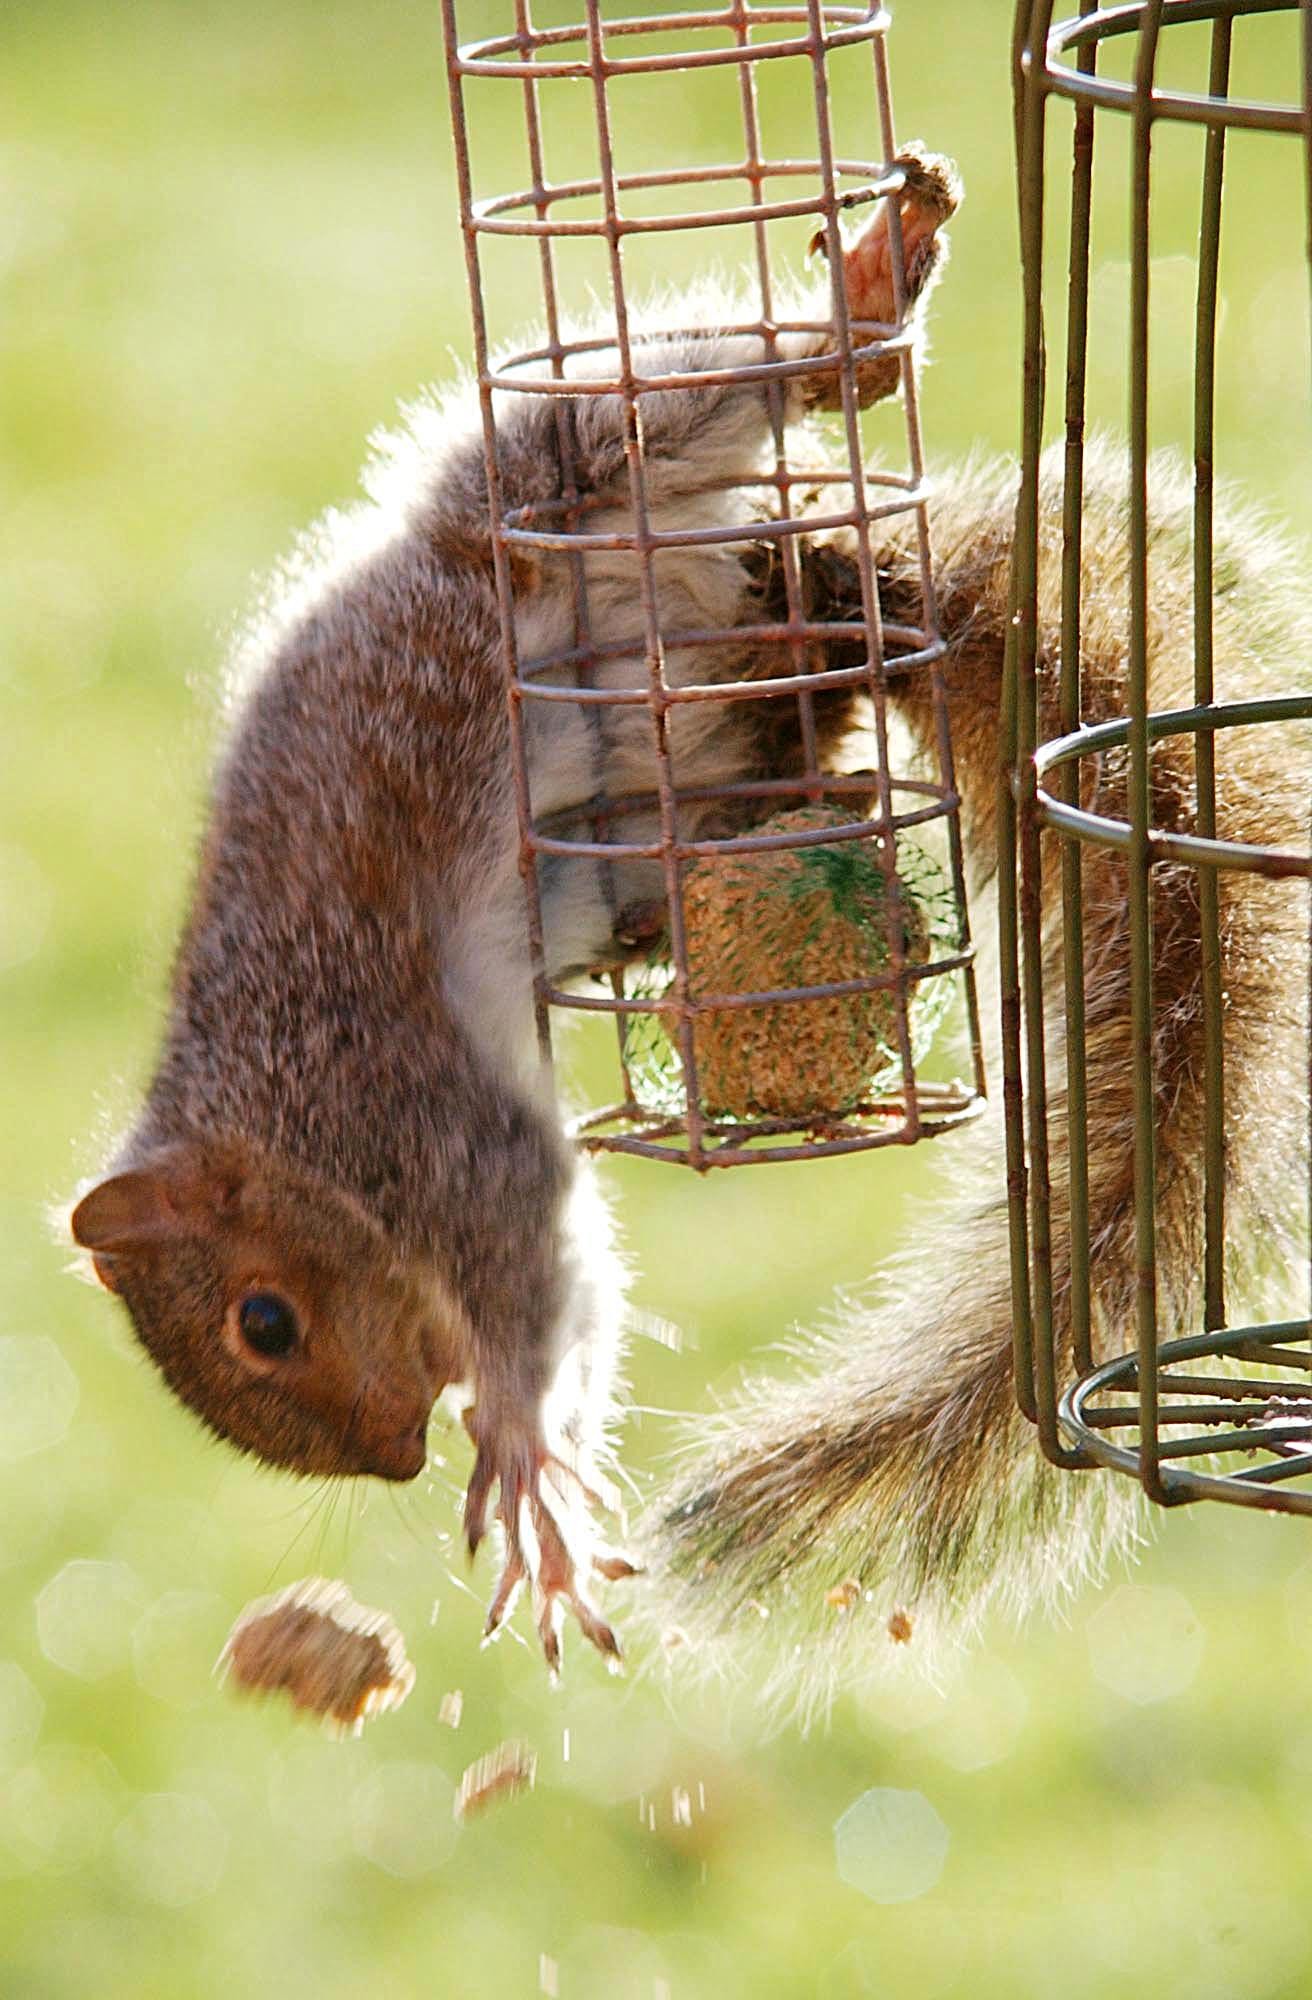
1061;1323;1312;1515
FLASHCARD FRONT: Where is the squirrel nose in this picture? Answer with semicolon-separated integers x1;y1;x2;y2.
366;1419;429;1482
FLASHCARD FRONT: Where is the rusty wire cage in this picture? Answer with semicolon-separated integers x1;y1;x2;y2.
440;0;986;1168
1005;0;1312;1509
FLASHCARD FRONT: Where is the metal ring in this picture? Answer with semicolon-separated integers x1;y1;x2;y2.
1062;1324;1312;1514
1032;695;1312;879
1042;0;1308;133
455;7;889;81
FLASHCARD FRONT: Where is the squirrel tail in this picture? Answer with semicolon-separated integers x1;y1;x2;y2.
641;633;1306;1713
641;1099;1139;1712
645;865;1304;1713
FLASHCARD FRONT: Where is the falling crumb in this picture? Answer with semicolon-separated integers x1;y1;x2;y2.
825;1578;862;1611
671;1786;693;1828
439;1689;463;1729
218;1577;414;1737
455;1740;538;1821
887;1607;914;1644
661;1626;688;1654
539;1954;559;1998
562;1727;571;1764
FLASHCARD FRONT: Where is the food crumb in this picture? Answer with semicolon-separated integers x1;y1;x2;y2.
218;1577;414;1737
439;1689;463;1729
887;1606;914;1644
825;1578;861;1611
455;1740;538;1821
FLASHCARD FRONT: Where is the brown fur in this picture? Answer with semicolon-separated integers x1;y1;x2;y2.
70;159;957;1667
648;443;1311;1704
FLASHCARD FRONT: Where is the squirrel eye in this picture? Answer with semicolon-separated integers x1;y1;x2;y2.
236;1292;300;1360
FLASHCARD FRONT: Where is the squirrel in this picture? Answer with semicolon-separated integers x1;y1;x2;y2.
69;145;1310;1683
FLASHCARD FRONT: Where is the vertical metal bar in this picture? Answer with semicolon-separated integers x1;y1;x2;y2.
442;0;555;1069
512;0;623;1072
1303;0;1312;1345
1194;12;1234;1335
1017;2;1098;1469
1128;0;1166;1501
1004;0;1054;1427
727;0;821;793
870;26;988;1111
1304;0;1312;331
807;0;921;1140
1060;0;1098;1380
582;0;710;1168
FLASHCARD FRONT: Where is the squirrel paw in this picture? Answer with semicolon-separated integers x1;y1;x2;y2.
464;1431;637;1674
836;148;960;325
808;146;960;408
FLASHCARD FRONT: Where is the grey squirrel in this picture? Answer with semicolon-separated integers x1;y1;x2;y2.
69;146;1310;1682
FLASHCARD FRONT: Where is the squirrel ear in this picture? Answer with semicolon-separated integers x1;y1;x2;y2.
70;1169;183;1254
70;1147;246;1257
89;1252;123;1295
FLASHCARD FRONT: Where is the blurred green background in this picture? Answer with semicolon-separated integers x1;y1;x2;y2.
3;2;1312;1996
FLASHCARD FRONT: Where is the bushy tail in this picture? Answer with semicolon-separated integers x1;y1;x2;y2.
641;449;1310;1713
641;1100;1138;1714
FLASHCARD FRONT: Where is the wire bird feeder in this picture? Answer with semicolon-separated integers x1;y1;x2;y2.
441;0;985;1167
1005;1;1312;1508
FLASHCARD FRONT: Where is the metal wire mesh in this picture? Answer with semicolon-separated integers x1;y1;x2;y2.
440;0;985;1167
1005;0;1312;1508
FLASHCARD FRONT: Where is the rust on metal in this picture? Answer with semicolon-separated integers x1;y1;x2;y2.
441;0;984;1167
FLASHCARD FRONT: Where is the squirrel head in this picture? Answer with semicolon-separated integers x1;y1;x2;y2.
69;1136;454;1481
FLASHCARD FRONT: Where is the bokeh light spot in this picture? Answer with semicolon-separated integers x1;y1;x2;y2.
267;1736;363;1857
113;1792;227;1907
930;1654;1029;1772
37;1559;143;1681
0;1662;43;1775
834;1788;949;1904
0;1336;78;1461
0;1745;119;1877
557;1691;675;1806
352;1761;456;1878
0;846;54;974
132;1590;224;1709
1086;1585;1205;1704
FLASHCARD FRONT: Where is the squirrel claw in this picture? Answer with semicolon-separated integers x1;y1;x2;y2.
543;1453;621;1518
840;151;958;323
467;1430;628;1672
463;1446;498;1558
593;1549;641;1583
482;1548;527;1641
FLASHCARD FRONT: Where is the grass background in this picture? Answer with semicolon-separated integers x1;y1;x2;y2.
2;2;1311;1995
